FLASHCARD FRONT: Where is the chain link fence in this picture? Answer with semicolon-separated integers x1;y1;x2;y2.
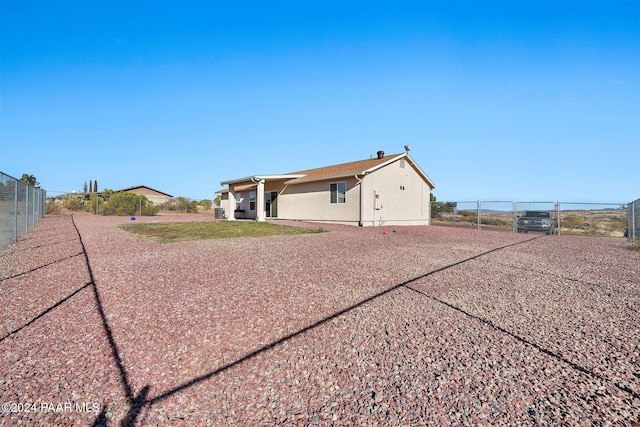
0;171;47;251
628;198;639;243
49;192;209;216
431;200;628;238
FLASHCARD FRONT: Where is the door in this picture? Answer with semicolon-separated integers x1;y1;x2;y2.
265;191;278;217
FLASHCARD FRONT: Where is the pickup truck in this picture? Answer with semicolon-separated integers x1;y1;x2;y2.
516;211;555;235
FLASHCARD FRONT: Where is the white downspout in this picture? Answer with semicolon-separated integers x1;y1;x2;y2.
355;174;363;226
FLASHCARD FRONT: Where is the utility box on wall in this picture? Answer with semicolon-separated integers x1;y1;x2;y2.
374;191;382;210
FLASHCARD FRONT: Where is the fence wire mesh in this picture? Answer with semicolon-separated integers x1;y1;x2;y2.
431;200;628;238
0;172;46;251
628;198;640;242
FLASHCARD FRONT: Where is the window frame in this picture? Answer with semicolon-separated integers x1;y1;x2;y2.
330;181;346;204
249;191;256;211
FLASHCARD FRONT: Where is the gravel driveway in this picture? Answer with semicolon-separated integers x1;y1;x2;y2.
1;214;639;426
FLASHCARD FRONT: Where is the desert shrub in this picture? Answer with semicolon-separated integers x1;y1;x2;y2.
46;201;62;215
481;216;511;227
459;210;476;220
562;214;585;229
160;197;198;213
84;193;107;214
103;192;158;216
62;194;85;211
197;199;212;211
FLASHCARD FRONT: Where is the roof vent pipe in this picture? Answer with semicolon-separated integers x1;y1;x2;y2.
376;150;384;159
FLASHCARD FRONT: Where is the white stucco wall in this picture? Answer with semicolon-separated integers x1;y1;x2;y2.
276;159;432;226
125;188;172;206
221;157;433;226
277;177;361;225
359;158;432;226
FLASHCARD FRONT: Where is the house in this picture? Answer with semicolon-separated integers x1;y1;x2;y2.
218;150;436;226
115;185;173;205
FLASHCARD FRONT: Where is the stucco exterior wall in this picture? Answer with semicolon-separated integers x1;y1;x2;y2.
125;187;172;206
277;177;361;225
220;156;433;226
360;158;431;226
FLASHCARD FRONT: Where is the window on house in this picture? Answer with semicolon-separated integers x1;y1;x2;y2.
235;193;242;209
249;192;256;210
330;182;346;204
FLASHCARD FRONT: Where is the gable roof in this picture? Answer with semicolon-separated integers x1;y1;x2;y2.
284;153;436;189
219;152;436;189
116;185;173;197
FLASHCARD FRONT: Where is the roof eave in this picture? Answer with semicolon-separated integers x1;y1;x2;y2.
285;173;359;185
220;174;306;186
362;153;407;175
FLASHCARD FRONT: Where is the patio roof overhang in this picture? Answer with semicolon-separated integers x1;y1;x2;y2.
220;174;306;186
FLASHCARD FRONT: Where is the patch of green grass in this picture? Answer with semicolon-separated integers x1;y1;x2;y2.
119;221;325;243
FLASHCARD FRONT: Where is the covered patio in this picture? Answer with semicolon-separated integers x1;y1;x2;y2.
219;174;304;221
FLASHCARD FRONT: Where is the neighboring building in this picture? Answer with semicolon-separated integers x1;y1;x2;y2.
218;150;436;226
116;185;173;205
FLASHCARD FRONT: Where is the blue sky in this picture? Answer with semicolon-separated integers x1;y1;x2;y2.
1;0;638;203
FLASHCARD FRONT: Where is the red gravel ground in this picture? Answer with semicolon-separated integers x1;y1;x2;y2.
1;214;638;426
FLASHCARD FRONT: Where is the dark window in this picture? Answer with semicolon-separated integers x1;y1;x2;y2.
330;182;346;204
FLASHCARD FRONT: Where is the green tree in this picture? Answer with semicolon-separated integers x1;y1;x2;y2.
94;180;98;193
430;194;455;218
19;174;40;187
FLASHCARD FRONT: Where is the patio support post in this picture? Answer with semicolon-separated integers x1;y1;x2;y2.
256;179;266;222
227;187;236;221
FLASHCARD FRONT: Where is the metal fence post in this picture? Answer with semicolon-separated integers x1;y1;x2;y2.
24;184;29;235
632;201;637;242
477;201;481;230
556;202;561;236
14;179;18;243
